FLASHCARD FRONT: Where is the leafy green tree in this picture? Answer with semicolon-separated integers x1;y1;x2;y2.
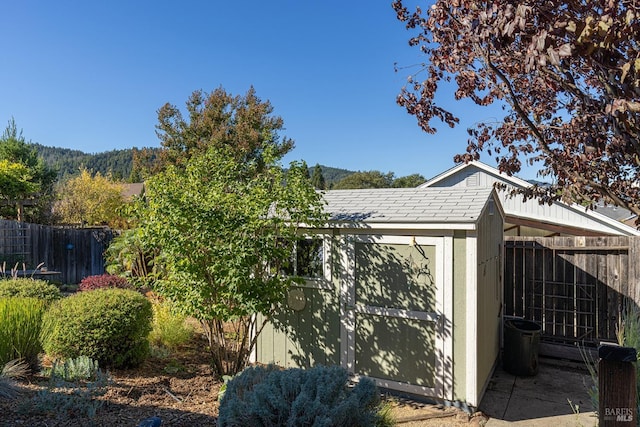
392;173;426;188
333;170;395;189
53;168;128;228
393;0;640;217
0;119;56;222
0;160;39;201
119;145;325;375
311;163;326;190
153;86;294;173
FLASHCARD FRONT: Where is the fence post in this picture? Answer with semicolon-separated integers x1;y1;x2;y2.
599;344;637;426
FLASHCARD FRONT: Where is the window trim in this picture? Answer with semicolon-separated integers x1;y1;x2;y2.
289;234;332;290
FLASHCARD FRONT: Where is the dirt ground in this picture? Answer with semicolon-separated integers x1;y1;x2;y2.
387;401;489;427
0;334;488;426
0;335;219;426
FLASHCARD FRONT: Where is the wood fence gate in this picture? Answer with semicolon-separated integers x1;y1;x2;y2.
504;236;640;360
0;220;114;284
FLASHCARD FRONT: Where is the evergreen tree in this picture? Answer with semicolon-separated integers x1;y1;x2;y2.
311;163;326;190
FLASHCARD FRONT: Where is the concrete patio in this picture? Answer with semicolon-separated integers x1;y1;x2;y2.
480;358;598;426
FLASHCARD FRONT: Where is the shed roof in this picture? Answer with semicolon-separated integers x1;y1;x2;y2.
323;187;496;227
420;162;640;236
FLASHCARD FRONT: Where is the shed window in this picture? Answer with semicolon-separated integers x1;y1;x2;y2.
283;238;324;279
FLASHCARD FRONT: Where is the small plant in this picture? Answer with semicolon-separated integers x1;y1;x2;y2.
42;356;100;382
41;288;153;369
0;297;47;369
0;359;29;400
0;262;46;280
0;278;61;303
217;373;238;403
78;274;132;292
19;364;112;419
218;364;394;427
148;300;194;351
579;344;599;411
149;345;171;359
162;358;186;374
0;262;24;280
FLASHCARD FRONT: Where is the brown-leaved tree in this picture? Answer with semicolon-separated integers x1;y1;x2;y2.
393;1;640;218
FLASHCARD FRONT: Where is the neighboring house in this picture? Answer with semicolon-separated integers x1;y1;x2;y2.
256;187;505;410
593;201;638;228
419;161;640;237
121;183;144;201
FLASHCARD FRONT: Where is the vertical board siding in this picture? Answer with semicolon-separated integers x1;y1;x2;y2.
475;201;504;402
504;236;639;358
258;285;340;368
0;220;114;284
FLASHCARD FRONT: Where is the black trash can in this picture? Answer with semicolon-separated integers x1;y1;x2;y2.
503;318;541;376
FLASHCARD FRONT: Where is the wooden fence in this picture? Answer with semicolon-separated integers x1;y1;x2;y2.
0;219;115;284
504;236;640;360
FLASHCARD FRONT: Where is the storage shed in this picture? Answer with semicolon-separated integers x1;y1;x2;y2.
255;187;505;409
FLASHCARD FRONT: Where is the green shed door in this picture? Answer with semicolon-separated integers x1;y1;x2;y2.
340;235;447;398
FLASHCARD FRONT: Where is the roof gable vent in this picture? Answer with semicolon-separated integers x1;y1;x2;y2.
465;173;479;187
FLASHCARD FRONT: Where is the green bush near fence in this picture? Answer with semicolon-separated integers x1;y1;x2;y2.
41;288;153;369
0;297;47;369
0;279;61;303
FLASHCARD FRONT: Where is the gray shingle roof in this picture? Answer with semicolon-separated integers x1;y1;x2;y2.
594;202;635;222
322;187;494;224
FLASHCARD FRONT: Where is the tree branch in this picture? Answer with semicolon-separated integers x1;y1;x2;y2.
482;47;640;217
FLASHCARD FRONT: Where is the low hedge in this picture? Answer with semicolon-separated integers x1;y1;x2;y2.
41;288;152;369
0;278;61;303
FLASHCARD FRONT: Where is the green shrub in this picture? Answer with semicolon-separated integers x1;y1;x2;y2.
218;365;393;427
0;278;61;303
0;297;47;369
41;288;152;369
148;300;194;351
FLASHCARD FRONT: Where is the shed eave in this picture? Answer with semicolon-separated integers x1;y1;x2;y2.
323;221;479;230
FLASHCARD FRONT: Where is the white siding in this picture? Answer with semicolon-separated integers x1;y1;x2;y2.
424;163;640;236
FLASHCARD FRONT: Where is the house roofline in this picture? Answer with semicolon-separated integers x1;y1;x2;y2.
311;221;479;231
422;161;640;236
420;161;534;190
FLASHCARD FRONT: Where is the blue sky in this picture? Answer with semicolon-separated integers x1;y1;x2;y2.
0;1;539;181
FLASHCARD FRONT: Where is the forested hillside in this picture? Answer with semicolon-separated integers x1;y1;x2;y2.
31;144;355;185
32;144;144;181
314;165;354;185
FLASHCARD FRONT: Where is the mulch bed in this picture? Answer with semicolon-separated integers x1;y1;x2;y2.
0;332;484;427
0;335;221;427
